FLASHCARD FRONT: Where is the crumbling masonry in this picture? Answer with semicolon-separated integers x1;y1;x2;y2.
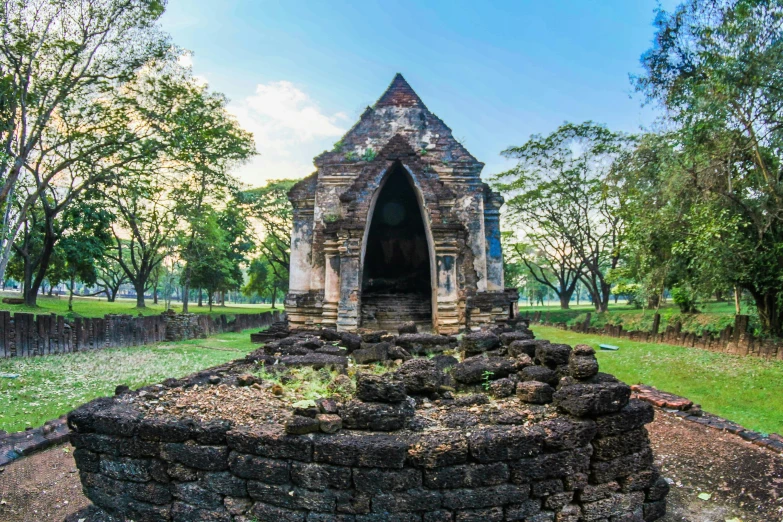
285;74;518;334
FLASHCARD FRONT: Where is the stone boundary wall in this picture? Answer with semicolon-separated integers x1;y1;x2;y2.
0;310;284;359
529;312;782;361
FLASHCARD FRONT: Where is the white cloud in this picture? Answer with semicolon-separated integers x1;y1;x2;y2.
228;81;347;185
177;52;193;68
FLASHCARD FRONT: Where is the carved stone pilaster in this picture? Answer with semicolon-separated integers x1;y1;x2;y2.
336;227;363;331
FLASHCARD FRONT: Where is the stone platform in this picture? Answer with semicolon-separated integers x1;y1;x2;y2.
66;319;668;521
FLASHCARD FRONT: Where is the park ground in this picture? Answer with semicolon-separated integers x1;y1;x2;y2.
0;329;262;433
0;290;275;319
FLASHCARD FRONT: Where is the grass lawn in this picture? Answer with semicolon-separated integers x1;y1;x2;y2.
0;329;260;433
532;325;783;435
0;291;275;319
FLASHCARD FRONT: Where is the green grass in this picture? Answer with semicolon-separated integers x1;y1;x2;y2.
0;329;261;432
532;325;783;435
0;291;275;319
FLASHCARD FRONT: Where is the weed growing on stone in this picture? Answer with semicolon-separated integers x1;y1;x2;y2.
482;370;494;391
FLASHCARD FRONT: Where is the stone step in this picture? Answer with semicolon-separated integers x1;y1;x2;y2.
361;293;432;330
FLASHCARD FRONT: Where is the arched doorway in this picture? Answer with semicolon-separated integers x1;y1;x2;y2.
360;162;433;330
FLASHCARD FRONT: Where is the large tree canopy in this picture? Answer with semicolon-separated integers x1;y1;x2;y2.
631;0;783;334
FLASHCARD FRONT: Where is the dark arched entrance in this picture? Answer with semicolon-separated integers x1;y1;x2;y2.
361;162;433;330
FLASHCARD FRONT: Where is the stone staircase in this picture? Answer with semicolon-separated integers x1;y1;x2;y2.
361;293;432;331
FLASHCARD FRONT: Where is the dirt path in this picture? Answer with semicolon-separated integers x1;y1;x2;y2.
650;410;783;522
0;443;89;522
0;410;781;522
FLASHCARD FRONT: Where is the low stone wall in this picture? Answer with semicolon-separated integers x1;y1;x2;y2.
0;309;283;358
530;312;783;361
67;321;667;522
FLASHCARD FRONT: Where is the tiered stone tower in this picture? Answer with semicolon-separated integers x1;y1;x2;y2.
285;74;517;333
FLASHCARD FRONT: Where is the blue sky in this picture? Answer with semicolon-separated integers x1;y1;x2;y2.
160;0;678;187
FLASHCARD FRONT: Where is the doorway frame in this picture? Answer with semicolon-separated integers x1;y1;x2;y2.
359;161;438;330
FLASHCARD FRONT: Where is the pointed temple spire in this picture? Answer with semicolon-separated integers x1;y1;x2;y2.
374;73;427;109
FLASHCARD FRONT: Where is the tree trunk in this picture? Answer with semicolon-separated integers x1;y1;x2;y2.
271;285;277;309
559;293;570;309
197;289;203;307
208;292;213;311
68;275;75;312
182;283;189;312
153;286;158;304
23;254;35;307
135;282;146;308
749;287;782;337
182;264;191;313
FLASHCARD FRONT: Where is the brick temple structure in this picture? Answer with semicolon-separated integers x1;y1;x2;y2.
285;74;518;334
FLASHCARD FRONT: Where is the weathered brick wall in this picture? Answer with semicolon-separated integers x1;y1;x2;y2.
69;405;666;522
533;312;783;361
0;310;283;359
68;322;667;522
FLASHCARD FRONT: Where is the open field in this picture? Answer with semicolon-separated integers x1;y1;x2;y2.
0;329;260;433
0;291;275;319
523;300;743;337
532;325;783;435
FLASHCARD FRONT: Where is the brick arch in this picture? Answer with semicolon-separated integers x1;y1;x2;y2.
339;134;458;229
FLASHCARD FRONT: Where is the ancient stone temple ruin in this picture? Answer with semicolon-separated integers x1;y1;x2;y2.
285;74;518;334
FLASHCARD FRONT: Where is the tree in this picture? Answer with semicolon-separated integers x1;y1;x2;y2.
58;206;113;312
187;210;234;311
635;0;783;333
0;0;170;282
8;186;112;306
243;255;288;308
503;234;581;309
185;204;255;311
243;258;271;302
215;202;256;304
494;122;633;312
96;256;129;302
103;63;254;309
243;179;297;286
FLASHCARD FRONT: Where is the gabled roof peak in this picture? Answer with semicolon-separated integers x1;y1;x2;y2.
374;73;426;109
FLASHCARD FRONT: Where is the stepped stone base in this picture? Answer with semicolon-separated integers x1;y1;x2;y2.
361;293;432;331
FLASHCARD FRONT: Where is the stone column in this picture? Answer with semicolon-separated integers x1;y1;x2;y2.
484;192;504;291
288;205;314;294
433;228;460;334
336;228;362;331
322;235;340;329
285;203;315;329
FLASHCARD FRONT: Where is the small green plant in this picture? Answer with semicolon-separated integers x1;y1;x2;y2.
419;148;428;156
362;147;377;161
323;211;340;223
482;370;494;391
344;151;358;161
332;140;344;152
